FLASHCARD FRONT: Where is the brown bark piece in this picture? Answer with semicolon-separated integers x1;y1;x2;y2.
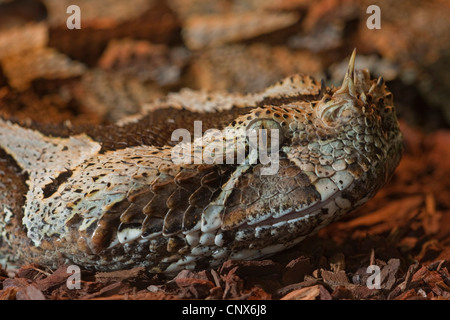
380;259;401;290
35;265;72;292
95;267;147;283
281;284;331;300
321;269;351;288
282;256;311;285
16;285;46;300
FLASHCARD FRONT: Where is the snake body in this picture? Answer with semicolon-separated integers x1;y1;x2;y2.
0;51;402;273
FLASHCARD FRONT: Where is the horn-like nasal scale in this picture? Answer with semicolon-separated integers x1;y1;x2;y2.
335;48;357;97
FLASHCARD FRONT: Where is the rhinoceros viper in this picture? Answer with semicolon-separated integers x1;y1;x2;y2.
0;50;402;273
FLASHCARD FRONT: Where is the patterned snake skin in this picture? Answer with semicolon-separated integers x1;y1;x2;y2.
0;51;402;273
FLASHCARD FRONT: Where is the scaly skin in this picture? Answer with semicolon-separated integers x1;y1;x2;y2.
0;51;402;273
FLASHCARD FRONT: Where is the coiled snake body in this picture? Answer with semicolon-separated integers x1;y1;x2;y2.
0;51;402;273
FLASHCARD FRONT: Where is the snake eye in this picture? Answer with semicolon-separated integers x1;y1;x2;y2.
246;118;284;154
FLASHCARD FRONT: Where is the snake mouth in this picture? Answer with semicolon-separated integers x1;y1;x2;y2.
236;189;344;231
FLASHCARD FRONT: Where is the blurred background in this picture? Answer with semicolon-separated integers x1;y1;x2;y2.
0;0;449;129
